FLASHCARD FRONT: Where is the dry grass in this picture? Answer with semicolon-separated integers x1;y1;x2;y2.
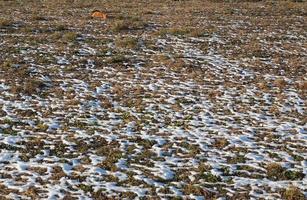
0;18;12;27
281;186;305;200
213;138;229;149
115;37;138;49
63;32;80;42
0;0;306;199
266;163;304;181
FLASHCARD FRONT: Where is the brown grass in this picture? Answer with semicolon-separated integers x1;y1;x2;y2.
0;18;12;27
281;186;305;200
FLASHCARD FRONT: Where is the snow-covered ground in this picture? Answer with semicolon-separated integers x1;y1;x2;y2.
0;0;306;199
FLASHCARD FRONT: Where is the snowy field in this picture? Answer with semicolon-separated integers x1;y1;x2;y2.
0;0;306;199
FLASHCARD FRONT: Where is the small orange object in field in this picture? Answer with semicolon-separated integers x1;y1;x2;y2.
91;10;107;19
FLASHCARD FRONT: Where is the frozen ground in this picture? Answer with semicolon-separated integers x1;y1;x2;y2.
0;0;306;199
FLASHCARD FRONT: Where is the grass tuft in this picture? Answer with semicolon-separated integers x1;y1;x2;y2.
281;186;305;200
0;18;12;27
